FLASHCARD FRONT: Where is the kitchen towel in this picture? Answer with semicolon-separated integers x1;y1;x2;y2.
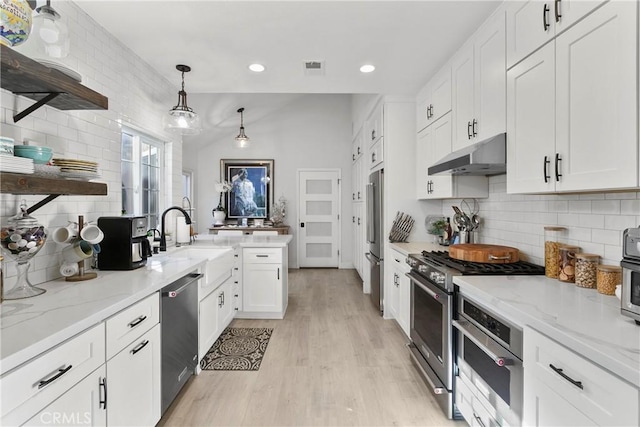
176;218;191;244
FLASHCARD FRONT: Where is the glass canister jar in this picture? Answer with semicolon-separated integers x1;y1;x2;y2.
596;265;622;295
558;245;580;282
544;226;566;278
574;253;600;288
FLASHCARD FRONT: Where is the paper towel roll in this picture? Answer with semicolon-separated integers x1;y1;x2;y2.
176;218;191;244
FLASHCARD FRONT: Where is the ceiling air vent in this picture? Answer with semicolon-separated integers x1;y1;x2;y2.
303;60;325;76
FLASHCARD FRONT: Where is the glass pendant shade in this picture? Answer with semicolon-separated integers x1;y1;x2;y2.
165;64;201;135
235;107;250;148
29;1;69;59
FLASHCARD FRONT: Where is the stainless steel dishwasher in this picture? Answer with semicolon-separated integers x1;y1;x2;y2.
161;271;202;414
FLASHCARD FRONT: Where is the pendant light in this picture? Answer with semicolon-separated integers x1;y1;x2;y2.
164;64;201;135
22;0;70;59
235;107;250;148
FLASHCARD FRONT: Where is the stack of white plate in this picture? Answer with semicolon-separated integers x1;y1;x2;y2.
52;158;100;181
0;156;34;174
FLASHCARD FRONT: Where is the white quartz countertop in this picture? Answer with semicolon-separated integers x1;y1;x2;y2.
454;275;640;388
389;241;448;256
0;234;292;375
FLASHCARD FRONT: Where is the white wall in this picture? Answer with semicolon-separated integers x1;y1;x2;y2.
444;175;640;266
1;1;181;289
184;94;353;268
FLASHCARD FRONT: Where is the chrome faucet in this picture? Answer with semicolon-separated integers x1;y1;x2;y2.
160;206;192;251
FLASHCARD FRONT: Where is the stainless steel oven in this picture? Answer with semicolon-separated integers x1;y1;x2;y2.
406;250;543;421
621;228;640;324
406;265;458;419
453;293;523;427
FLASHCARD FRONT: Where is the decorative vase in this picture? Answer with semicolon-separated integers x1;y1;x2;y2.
0;202;47;300
212;210;226;225
0;0;32;47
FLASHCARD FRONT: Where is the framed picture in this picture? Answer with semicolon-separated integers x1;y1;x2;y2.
221;159;274;219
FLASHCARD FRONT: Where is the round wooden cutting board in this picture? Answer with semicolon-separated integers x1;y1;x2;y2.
449;244;520;264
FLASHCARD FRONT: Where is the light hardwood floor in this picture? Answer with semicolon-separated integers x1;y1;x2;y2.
159;269;461;427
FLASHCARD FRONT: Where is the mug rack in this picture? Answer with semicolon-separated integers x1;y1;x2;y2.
65;215;97;282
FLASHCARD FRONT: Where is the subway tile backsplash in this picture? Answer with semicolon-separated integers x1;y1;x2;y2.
1;1;180;290
446;175;640;266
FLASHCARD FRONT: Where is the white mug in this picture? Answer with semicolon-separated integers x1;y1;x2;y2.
80;225;104;244
51;225;78;244
62;240;94;263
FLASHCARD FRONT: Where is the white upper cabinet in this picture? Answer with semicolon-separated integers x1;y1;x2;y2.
508;0;638;193
452;10;506;151
416;64;451;133
351;127;363;163
507;0;607;68
366;102;383;145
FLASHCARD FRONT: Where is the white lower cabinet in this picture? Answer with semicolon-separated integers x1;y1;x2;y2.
0;324;106;426
25;366;107;427
386;249;410;337
106;324;161;427
523;327;639;426
239;247;288;319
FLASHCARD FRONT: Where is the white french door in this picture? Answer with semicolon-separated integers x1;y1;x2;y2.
297;169;341;268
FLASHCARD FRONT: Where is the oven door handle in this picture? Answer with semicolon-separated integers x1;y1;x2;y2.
453;319;515;367
406;271;445;300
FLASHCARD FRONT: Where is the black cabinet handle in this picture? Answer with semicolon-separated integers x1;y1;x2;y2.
549;364;583;389
472;119;477;137
38;365;73;389
352;216;355;223
352;193;355;200
554;0;562;22
357;217;361;225
371;130;376;140
543;155;550;183
352;153;355;161
543;3;550;31
357;191;360;200
473;413;486;427
371;152;376;163
467;121;472;139
277;268;280;280
128;315;147;328
131;339;150;355
99;377;107;410
357;146;361;155
555;153;562;181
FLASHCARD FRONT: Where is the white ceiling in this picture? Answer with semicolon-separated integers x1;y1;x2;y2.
76;0;501;96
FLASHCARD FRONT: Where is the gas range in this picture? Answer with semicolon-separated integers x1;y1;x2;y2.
406;250;545;292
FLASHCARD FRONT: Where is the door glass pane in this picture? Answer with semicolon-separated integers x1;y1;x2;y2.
142;190;149;214
149;167;159;191
306;222;332;237
306;201;332;215
148;145;159;167
306;179;332;194
122;188;134;215
306;243;332;258
150;191;158;216
142;164;150;190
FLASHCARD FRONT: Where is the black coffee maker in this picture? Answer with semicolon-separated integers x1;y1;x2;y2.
97;216;152;270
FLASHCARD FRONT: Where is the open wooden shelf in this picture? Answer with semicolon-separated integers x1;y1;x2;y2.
1;172;107;213
1;45;108;121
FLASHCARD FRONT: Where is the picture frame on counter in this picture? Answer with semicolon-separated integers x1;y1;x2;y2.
220;159;273;219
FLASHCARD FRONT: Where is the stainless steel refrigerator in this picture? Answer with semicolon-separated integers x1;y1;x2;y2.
366;169;384;315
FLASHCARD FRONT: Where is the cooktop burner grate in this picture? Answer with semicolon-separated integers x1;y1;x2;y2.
419;250;545;275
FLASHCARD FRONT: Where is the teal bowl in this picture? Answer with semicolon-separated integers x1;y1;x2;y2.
14;150;53;164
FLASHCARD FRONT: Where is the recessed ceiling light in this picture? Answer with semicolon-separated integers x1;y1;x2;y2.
249;63;266;72
360;64;376;73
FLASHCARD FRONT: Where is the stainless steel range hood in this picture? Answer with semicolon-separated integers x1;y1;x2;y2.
428;133;506;176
